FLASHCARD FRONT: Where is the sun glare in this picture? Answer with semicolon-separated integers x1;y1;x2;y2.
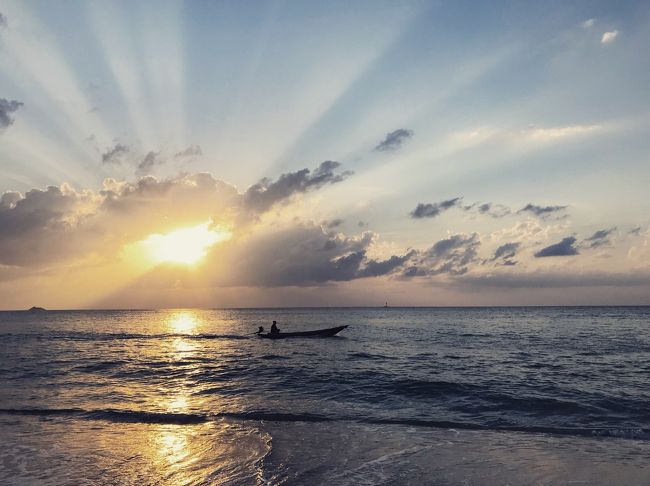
143;221;231;265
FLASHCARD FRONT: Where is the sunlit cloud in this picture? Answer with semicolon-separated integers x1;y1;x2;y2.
601;30;618;44
141;221;232;266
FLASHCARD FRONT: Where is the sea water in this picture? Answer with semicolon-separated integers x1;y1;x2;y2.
1;307;649;484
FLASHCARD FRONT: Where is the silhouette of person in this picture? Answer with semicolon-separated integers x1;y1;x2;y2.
270;320;280;334
257;326;264;335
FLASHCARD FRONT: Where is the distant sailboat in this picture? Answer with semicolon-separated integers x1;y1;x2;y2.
383;301;389;308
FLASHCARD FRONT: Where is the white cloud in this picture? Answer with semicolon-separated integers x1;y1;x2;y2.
582;18;595;28
601;30;618;44
523;124;602;141
447;124;603;148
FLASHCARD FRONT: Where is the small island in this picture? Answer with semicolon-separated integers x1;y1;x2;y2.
27;306;47;312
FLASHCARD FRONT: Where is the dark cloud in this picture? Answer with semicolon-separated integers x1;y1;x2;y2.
534;237;579;257
628;226;642;236
584;227;616;249
358;250;416;278
491;242;520;265
0;99;24;130
519;203;567;218
374;129;414;152
136;151;160;175
0;13;7;27
493;242;519;260
174;145;202;159
102;143;129;164
321;239;337;251
358;221;368;228
410;198;461;219
324;219;344;229
468;202;511;218
0;185;97;266
412;199;513;220
405;233;480;277
200;225;411;287
243;161;352;213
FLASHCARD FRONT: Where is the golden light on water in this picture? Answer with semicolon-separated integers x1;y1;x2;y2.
157;430;190;468
169;312;199;334
142;221;232;265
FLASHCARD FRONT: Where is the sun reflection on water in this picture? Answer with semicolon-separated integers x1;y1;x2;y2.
168;311;199;334
157;429;190;469
172;337;196;353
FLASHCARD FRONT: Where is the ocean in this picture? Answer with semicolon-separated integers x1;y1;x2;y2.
1;307;649;485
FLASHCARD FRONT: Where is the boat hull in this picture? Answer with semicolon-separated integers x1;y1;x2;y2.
257;325;348;339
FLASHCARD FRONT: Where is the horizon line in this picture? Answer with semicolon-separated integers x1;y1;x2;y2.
2;304;650;312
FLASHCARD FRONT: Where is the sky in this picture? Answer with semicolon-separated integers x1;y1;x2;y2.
0;0;649;309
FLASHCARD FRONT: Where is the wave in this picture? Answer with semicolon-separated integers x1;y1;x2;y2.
0;408;208;425
2;407;648;440
1;332;249;341
389;378;479;397
347;352;397;361
259;354;292;361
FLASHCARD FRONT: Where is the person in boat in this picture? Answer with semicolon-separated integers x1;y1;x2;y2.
270;320;280;334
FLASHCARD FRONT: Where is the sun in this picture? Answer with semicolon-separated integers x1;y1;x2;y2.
142;221;231;265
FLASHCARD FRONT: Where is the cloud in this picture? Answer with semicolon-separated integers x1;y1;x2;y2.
0;182;417;287
0;13;7;27
463;202;511;218
411;198;512;220
374;128;414;152
174;145;202;159
405;233;480;277
584;227;616;248
200;225;412;287
628;226;642;236
323;219;344;229
491;242;520;266
102;143;129;164
534;236;579;257
601;30;618;44
519;203;567;219
136;151;161;175
0;173;240;267
358;250;417;278
243;161;352;213
0;99;24;130
582;18;595;28
0;185;100;266
0;163;359;274
410;198;461;219
524;124;601;141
